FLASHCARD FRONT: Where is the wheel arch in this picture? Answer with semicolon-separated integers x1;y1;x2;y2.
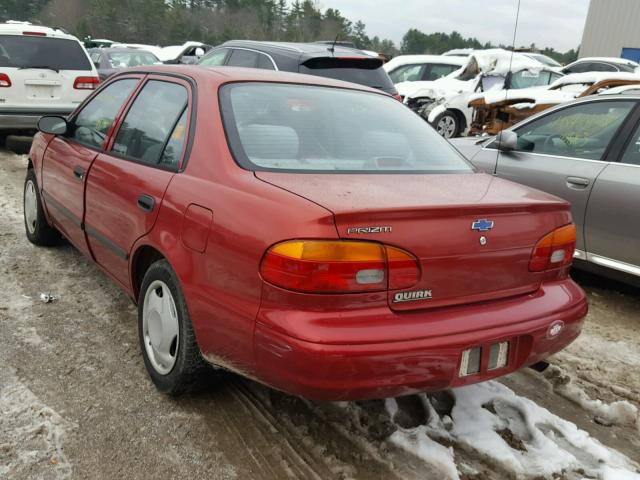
130;244;167;302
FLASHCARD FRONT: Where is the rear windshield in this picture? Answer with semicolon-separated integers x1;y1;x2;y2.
300;57;396;94
107;51;159;68
220;82;473;174
0;35;92;71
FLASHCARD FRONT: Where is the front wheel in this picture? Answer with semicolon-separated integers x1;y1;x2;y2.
138;259;212;395
24;169;60;246
432;110;461;139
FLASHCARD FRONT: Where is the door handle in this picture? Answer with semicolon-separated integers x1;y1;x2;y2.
73;166;85;180
137;194;155;213
566;176;590;187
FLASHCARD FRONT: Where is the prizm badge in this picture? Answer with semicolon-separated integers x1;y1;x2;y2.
347;226;392;234
393;290;433;303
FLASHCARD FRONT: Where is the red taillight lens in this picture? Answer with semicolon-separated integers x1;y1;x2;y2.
529;224;576;272
260;240;419;293
0;73;11;87
22;31;47;36
73;76;100;90
392;93;403;102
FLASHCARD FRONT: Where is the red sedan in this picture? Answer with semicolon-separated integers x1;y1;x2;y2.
24;66;588;400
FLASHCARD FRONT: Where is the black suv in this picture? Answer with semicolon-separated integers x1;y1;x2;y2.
198;40;399;98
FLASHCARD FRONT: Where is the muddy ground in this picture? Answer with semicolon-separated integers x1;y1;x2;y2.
0;149;638;479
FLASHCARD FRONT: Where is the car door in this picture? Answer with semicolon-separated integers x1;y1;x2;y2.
40;77;141;256
583;109;640;274
84;76;191;288
485;100;637;253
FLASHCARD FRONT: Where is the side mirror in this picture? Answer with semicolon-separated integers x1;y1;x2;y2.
495;129;517;151
194;47;205;57
38;116;68;135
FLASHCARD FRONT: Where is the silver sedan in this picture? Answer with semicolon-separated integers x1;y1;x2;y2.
451;94;640;284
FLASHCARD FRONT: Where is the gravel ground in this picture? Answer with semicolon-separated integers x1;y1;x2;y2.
1;148;638;479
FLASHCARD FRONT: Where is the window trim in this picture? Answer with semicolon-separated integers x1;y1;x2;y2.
106;76;192;172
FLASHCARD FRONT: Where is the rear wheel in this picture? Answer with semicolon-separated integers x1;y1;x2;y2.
24;169;60;246
433;110;460;139
138;259;212;395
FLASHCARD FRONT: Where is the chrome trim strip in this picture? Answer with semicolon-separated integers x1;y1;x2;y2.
586;253;640;277
573;249;587;260
481;145;610;164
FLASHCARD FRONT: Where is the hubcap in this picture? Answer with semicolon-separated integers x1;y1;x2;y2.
437;115;456;138
142;280;179;375
24;179;38;235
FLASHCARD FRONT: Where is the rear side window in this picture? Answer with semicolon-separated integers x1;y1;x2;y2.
112;80;188;167
257;53;276;70
300;57;396;94
0;35;92;70
220;82;472;173
71;79;138;149
389;64;425;83
509;70;561;89
227;49;259;68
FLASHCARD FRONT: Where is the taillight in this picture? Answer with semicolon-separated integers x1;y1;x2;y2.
260;240;420;293
392;93;403;102
0;73;11;87
73;76;100;90
529;224;576;272
22;31;47;36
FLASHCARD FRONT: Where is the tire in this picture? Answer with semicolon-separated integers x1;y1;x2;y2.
0;133;6;148
138;259;212;395
24;169;61;246
432;110;461;139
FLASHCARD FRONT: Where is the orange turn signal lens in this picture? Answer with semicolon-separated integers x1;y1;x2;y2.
529;224;576;272
261;240;419;293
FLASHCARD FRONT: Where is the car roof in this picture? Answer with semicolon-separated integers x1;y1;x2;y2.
219;40;374;59
0;22;79;41
569;57;638;66
116;64;385;94
384;54;466;70
90;47;158;54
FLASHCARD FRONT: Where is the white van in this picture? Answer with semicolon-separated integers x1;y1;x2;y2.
0;22;99;140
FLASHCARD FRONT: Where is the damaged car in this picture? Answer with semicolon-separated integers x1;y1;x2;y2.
398;49;562;138
467;71;640;135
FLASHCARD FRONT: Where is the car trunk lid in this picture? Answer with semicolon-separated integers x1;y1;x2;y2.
255;172;572;310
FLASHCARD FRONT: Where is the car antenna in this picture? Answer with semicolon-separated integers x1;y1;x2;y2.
328;34;339;55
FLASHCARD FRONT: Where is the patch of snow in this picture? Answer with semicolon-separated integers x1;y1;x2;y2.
385;381;640;480
543;365;638;428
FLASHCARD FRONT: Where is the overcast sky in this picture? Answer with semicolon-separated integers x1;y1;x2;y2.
316;0;590;52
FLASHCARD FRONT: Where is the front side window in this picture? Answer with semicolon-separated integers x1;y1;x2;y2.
199;48;228;66
71;79;139;149
112;80;188;167
389;64;425;83
0;35;92;70
509;69;560;89
512;101;635;160
220;82;473;173
425;64;459;80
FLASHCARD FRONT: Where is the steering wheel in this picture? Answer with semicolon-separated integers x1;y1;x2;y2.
542;134;572;154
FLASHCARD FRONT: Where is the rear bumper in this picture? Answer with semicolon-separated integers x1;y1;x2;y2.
0;108;73;131
251;279;587;401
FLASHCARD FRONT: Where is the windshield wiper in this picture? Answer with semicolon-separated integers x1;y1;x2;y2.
18;65;60;73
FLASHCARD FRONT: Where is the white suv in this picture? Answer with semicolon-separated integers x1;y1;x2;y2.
0;22;99;141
